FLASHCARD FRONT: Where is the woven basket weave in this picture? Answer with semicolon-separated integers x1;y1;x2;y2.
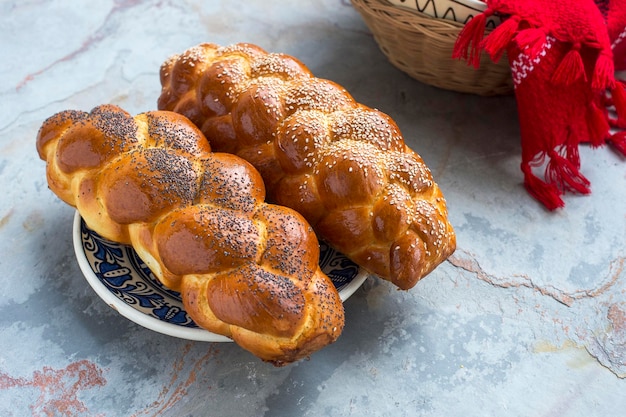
351;0;513;96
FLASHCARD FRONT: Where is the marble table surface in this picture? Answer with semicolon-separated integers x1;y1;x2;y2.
2;1;626;416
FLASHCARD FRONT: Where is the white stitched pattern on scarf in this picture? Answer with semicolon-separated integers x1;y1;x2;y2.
510;35;556;88
612;27;626;50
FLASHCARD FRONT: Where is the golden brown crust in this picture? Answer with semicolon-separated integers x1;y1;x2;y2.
36;104;344;364
158;43;456;289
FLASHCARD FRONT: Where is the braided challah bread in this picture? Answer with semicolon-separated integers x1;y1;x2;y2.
158;43;456;290
36;104;344;365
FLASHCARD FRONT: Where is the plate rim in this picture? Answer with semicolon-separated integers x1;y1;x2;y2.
72;211;368;342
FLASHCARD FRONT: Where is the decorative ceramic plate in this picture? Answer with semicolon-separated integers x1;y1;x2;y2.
72;211;369;342
387;0;500;27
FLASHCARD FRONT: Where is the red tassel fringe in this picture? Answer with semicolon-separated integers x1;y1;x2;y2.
592;52;615;91
546;150;591;195
481;16;520;62
610;81;626;127
565;139;581;167
587;101;610;147
608;131;626;156
551;46;587;86
514;27;547;59
521;163;564;211
452;12;488;68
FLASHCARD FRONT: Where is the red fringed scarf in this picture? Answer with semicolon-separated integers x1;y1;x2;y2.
453;0;626;210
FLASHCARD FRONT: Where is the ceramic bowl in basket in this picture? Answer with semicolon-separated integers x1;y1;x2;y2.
387;0;500;27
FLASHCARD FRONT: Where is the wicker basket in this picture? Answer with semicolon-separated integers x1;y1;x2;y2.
351;0;513;96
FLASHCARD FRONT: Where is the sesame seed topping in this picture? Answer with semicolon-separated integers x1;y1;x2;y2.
158;42;456;290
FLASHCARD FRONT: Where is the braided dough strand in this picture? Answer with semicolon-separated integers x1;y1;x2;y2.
158;43;456;289
37;104;344;365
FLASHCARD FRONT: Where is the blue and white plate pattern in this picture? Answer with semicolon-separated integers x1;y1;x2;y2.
72;211;368;342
